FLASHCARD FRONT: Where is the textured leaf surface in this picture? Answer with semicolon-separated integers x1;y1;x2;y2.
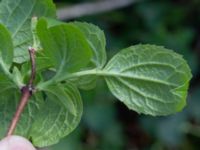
41;84;76;115
104;44;192;116
37;19;93;80
0;0;56;63
72;22;107;90
0;84;82;147
0;75;15;93
29;83;83;147
73;22;107;68
0;91;43;138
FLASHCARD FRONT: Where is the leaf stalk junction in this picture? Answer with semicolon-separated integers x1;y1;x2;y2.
6;47;36;136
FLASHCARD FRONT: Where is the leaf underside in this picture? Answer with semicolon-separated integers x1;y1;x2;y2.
71;22;107;90
0;0;192;147
29;83;82;147
0;84;82;148
104;44;192;116
0;91;42;138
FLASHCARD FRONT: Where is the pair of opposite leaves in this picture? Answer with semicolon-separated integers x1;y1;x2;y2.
0;0;192;148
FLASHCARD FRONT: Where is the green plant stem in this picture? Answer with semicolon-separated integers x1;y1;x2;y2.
6;86;31;136
37;69;101;90
6;47;36;136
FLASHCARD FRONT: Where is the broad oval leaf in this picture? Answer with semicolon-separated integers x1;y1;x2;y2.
0;0;56;63
104;44;192;116
36;19;93;80
29;83;83;147
71;22;107;90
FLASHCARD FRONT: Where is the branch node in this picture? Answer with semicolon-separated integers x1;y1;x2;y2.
6;46;36;136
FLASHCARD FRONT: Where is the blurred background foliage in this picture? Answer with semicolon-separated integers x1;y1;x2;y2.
49;0;200;149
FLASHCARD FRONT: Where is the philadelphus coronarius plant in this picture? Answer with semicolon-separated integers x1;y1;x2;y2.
0;0;191;148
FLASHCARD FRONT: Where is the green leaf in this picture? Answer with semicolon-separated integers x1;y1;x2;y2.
44;44;192;116
21;53;53;81
103;44;192;116
41;84;76;115
0;83;82;147
29;83;83;147
0;75;14;93
36;19;93;80
73;22;107;68
0;24;20;88
0;91;43;138
0;0;56;63
72;22;107;90
0;24;13;67
42;17;64;28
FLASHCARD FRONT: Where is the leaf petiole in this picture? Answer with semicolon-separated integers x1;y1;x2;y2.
36;69;102;90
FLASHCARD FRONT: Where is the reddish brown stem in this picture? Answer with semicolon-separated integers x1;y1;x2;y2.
6;47;36;136
28;47;36;86
6;87;31;136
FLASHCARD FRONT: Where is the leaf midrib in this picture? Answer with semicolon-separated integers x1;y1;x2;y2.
12;0;36;38
114;76;176;104
37;68;178;90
